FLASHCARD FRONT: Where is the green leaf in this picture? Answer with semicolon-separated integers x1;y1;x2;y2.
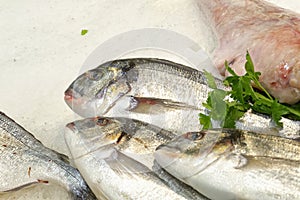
223;107;245;128
199;113;212;129
245;51;255;74
81;29;88;35
271;100;290;127
200;52;300;129
225;61;238;76
204;70;217;89
209;89;227;122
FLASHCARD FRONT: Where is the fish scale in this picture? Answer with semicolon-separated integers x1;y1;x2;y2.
155;129;300;200
124;59;215;109
0;112;96;199
65;116;209;200
65;58;300;138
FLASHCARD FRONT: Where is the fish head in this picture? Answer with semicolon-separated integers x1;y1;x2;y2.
64;116;125;159
64;60;136;117
154;129;234;179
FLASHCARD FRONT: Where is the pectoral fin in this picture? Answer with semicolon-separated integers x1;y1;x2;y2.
96;78;132;115
105;149;153;177
127;96;199;114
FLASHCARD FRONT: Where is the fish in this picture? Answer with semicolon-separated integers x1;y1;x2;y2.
64;58;300;139
196;0;300;104
64;58;226;134
154;129;300;200
0;111;96;200
64;123;199;200
65;116;176;169
65;117;208;200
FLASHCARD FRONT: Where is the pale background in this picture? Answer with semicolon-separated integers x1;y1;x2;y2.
1;0;300;157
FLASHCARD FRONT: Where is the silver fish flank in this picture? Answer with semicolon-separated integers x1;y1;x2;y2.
0;112;96;200
65;58;300;138
65;117;208;200
155;129;300;200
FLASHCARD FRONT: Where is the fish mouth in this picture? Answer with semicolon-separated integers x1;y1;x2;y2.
64;88;81;104
64;88;100;117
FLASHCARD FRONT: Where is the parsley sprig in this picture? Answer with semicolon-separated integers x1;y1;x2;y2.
200;51;300;129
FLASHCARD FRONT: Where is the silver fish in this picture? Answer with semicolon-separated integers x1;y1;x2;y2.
197;0;300;104
65;117;208;200
155;129;300;200
64;58;225;134
64;58;300;139
64;123;196;200
65;116;175;169
0;112;96;200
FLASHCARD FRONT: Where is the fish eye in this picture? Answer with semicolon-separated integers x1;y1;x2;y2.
185;132;204;141
96;118;109;126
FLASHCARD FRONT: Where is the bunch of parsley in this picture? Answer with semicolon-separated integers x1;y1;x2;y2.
199;52;300;129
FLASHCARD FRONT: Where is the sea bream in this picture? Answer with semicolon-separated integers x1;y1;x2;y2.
64;58;225;134
65;117;208;200
64;120;203;200
155;129;300;200
64;58;300;139
196;0;300;104
0;112;96;200
65;117;176;169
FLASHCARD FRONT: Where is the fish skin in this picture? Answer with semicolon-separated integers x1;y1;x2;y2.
65;117;208;200
65;116;176;168
154;129;300;200
151;161;208;200
64;123;193;200
196;0;300;104
0;112;96;200
65;58;300;138
64;58;226;134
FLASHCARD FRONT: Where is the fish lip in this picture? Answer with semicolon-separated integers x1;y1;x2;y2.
64;88;81;104
64;89;72;100
66;122;77;132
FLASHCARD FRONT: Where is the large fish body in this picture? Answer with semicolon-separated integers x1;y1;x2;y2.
64;121;199;200
64;58;223;134
155;129;300;200
65;117;176;169
65;117;208;200
0;112;96;199
197;0;300;104
65;58;300;139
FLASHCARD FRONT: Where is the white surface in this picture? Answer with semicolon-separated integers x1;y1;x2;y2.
0;0;299;164
0;0;212;156
0;0;300;197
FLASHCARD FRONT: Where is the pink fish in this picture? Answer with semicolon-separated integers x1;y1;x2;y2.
197;0;300;104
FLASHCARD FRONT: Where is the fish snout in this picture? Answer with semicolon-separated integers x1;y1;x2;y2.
64;88;85;107
64;88;75;103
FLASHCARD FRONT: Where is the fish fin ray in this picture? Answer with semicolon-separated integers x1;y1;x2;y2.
127;96;199;114
105;149;152;178
99;79;131;115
